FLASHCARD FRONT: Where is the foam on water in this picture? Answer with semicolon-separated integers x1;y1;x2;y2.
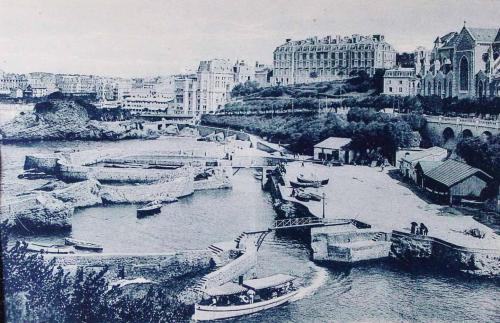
290;262;329;302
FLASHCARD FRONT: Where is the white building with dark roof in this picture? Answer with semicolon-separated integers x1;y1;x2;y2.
272;34;396;85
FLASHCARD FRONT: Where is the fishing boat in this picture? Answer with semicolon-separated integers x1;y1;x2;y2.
290;180;320;188
193;274;298;321
308;192;323;202
297;173;329;185
25;242;75;254
137;201;162;217
64;238;103;252
295;191;311;201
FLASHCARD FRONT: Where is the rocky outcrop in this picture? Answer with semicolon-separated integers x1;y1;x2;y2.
0;98;160;142
49;179;102;208
1;193;73;231
99;176;193;204
178;126;200;137
390;231;500;278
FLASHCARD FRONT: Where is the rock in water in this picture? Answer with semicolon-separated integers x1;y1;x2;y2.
1;193;73;231
50;179;103;208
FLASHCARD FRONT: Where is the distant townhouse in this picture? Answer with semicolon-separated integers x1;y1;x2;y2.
383;67;419;96
121;92;175;114
272;34;396;85
254;62;272;87
55;74;97;96
0;73;28;91
174;74;198;115
420;25;500;98
197;59;234;114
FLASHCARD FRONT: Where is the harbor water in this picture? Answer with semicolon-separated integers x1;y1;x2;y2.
1;138;499;322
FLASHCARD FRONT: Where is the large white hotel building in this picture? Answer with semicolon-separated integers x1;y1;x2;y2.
272;34;397;85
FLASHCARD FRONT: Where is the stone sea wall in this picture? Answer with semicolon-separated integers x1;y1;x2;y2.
391;231;500;277
47;250;213;282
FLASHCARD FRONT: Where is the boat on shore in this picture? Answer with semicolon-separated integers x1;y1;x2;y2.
297;173;329;185
193;274;298;321
290;180;321;188
25;242;75;254
64;238;103;252
137;201;162;217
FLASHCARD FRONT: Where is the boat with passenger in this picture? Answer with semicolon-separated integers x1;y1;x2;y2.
25;242;75;254
193;274;298;321
137;200;162;217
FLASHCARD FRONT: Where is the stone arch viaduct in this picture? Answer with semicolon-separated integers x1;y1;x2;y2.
425;115;499;143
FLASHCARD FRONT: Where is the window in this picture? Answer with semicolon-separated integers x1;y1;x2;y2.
389;87;393;92
399;80;403;85
459;56;469;91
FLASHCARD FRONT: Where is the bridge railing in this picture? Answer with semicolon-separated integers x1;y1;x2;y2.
425;115;499;129
272;217;351;230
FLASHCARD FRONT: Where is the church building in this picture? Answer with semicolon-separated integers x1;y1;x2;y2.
419;24;500;99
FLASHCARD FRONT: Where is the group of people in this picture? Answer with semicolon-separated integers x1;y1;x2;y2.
411;222;429;235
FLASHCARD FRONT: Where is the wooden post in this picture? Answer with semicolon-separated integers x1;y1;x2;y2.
322;192;326;219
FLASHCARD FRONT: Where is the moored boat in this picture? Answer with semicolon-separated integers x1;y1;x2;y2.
137;201;162;217
25;242;75;254
193;274;298;321
64;238;103;252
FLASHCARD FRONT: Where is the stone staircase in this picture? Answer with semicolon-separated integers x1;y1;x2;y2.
234;233;246;246
371;232;385;242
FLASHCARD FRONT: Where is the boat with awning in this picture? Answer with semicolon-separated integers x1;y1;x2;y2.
193;274;298;321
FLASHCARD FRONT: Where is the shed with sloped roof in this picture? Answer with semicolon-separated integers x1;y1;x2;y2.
422;159;492;205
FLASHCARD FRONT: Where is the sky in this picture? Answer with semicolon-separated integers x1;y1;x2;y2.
0;0;499;77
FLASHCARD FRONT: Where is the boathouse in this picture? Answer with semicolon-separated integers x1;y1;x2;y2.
414;160;443;188
422;159;492;205
398;146;447;182
313;137;352;163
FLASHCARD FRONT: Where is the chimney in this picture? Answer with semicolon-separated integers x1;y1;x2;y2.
238;275;244;285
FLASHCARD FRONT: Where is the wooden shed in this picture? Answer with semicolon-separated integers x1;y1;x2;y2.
423;159;493;205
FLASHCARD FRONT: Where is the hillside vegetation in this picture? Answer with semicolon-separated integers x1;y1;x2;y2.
202;108;425;162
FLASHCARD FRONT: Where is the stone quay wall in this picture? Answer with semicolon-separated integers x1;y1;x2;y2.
311;226;392;263
197;125;250;141
47;250;213;282
391;230;500;277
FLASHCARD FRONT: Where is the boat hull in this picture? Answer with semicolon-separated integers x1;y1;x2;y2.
297;177;329;185
290;180;319;188
137;206;162;217
64;238;104;252
193;290;298;321
26;243;74;254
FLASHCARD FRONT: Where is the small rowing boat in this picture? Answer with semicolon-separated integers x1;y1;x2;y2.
290;180;320;188
25;242;75;254
297;173;329;185
137;200;162;217
64;238;103;252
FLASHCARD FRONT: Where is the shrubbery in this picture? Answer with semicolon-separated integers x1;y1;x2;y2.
456;134;500;198
0;221;191;322
202;109;422;161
